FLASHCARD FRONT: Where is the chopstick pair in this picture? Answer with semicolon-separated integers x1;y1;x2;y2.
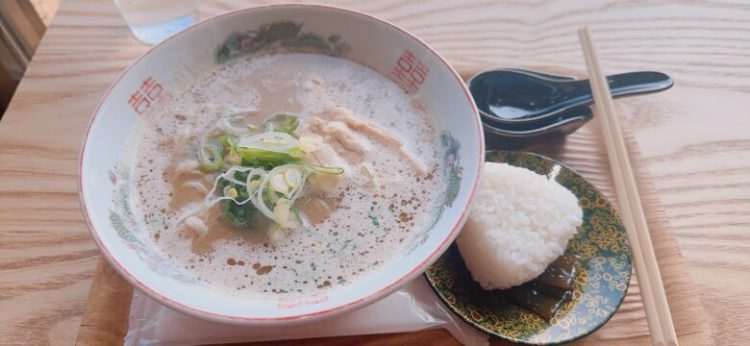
577;27;679;346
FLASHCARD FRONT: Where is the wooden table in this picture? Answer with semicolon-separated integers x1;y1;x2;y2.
1;1;747;345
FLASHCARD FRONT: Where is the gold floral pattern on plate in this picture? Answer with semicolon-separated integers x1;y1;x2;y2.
424;151;633;345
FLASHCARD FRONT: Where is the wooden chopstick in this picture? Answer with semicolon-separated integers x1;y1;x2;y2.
577;27;679;346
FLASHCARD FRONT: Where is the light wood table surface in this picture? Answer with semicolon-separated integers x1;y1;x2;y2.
1;1;748;345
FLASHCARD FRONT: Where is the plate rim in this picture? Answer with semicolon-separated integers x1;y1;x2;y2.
424;150;633;345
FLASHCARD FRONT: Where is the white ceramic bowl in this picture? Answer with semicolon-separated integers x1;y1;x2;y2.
79;4;484;325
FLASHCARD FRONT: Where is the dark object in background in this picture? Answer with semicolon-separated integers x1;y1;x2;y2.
0;0;46;115
469;68;674;148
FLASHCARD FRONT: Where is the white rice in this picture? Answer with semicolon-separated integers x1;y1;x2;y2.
457;162;583;290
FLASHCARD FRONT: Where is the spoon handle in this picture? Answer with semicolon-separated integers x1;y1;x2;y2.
605;71;674;98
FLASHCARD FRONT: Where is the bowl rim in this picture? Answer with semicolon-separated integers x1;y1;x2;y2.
78;3;484;324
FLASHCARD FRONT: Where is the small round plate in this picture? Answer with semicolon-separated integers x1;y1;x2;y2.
424;151;633;345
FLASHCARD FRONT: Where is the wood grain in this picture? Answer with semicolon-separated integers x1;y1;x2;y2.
1;0;747;345
76;257;132;345
579;28;677;344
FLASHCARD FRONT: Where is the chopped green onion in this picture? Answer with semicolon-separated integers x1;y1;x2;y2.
270;172;289;194
237;132;302;157
274;198;292;227
199;110;348;234
284;168;302;188
236;133;303;168
248;179;260;191
215;135;237;148
236;147;301;169
291;206;303;226
198;140;224;172
263;113;299;136
220;113;254;135
226;149;241;165
368;213;380;227
223;199;259;229
265;184;279;205
306;164;345;175
298;134;324;153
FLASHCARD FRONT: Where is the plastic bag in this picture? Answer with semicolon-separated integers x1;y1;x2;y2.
125;277;488;346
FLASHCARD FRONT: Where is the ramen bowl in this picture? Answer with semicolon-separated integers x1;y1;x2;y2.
79;4;483;325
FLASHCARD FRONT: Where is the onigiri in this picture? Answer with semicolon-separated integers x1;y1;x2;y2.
457;162;583;290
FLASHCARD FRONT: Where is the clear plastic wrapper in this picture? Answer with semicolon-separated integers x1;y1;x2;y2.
125;277;488;346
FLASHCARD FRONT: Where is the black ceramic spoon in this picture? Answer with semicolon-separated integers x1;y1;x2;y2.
469;69;673;124
482;105;593;148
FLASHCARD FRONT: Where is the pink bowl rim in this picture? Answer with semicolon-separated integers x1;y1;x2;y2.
78;3;485;325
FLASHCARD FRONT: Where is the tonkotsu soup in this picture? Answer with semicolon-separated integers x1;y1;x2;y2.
128;53;444;297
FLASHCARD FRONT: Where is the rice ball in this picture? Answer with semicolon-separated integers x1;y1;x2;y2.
457;162;583;290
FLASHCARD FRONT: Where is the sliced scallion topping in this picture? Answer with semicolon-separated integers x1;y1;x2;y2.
298;134;324;153
273;198;292;228
263;113;299;136
198;140;224;172
306;164;345;175
284;168;302;188
238;132;300;152
270;172;289;194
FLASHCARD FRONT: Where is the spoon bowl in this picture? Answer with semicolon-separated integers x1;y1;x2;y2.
483;105;593;148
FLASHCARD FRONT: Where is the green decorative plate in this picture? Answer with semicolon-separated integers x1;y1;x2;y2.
424;151;632;345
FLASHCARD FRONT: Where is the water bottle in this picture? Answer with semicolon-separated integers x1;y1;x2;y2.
113;0;198;45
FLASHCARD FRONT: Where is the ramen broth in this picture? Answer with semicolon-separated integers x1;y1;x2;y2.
129;53;443;297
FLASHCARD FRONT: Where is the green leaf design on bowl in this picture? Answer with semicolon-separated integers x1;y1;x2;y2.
405;131;462;253
441;132;462;207
108;166;195;283
216;20;351;63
